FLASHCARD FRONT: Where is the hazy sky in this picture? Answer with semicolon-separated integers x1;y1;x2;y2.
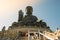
0;0;60;31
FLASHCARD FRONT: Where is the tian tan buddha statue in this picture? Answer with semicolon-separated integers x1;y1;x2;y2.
22;6;38;26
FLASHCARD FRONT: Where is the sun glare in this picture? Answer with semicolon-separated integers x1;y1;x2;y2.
0;0;39;19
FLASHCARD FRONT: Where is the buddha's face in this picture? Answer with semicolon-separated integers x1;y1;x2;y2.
26;6;33;15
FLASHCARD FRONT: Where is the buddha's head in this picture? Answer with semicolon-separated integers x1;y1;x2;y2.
26;6;33;15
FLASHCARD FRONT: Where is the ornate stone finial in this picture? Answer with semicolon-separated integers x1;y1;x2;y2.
2;26;5;31
26;6;33;15
18;10;24;22
56;26;59;30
